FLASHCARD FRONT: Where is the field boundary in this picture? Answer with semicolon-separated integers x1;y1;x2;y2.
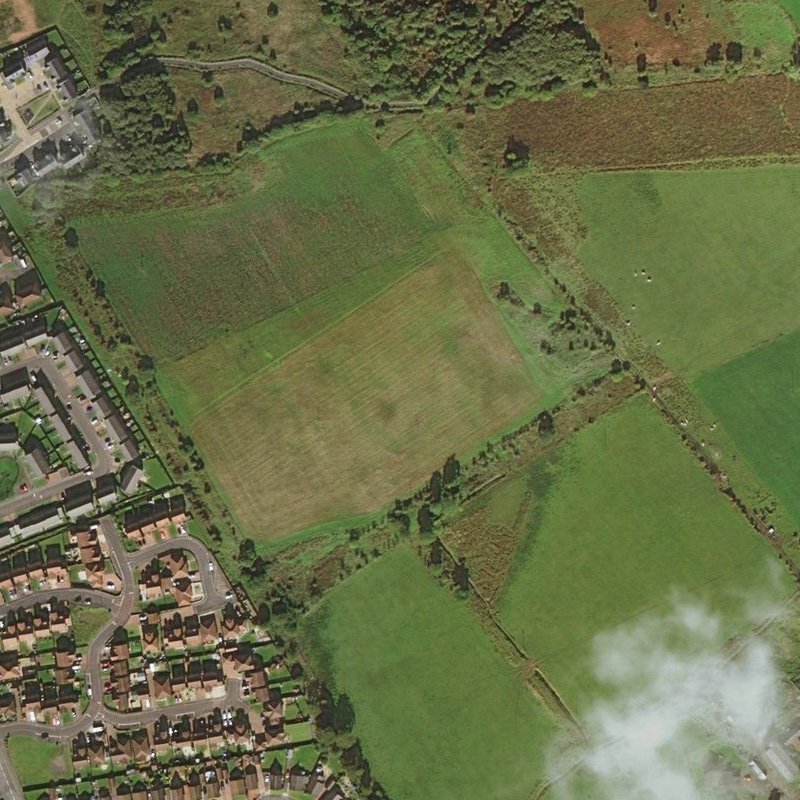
435;537;586;740
191;243;443;420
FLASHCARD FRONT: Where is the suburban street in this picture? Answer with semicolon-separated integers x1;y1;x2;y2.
0;517;237;799
0;355;116;521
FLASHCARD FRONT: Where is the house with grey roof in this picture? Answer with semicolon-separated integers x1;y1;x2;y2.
65;348;86;374
0;421;18;453
94;474;116;507
120;438;139;462
106;414;130;442
64;481;94;520
0;367;29;404
22;434;49;479
120;462;143;495
75;367;102;400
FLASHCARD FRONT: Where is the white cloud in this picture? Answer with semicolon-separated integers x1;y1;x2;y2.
550;596;784;800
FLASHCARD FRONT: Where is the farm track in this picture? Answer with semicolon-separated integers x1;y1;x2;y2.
159;56;427;112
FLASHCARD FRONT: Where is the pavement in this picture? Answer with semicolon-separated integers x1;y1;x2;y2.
0;518;237;799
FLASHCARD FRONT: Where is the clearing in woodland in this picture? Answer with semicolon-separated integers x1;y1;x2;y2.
578;165;800;377
583;0;794;77
301;546;559;800
491;398;791;711
695;329;800;530
194;249;545;540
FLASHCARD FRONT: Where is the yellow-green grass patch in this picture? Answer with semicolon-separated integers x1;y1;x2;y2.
496;398;792;711
695;329;800;529
194;249;543;540
301;546;559;800
579;166;800;377
7;735;72;788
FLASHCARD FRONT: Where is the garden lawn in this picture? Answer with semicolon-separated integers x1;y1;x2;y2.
75;120;441;362
579;166;800;376
302;546;558;800
695;329;800;529
0;457;19;499
7;734;71;787
498;398;792;712
194;249;543;540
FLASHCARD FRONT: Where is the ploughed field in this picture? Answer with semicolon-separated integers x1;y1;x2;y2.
301;546;559;800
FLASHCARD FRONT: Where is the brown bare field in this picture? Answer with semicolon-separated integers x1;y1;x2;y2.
194;252;541;540
169;69;321;160
459;74;800;171
8;0;36;42
584;0;733;69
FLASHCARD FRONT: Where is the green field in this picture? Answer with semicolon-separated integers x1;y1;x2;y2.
76;121;442;363
134;119;593;542
0;457;19;499
579;166;800;376
302;546;559;800
695;329;800;529
71;606;111;652
7;735;72;787
496;398;792;710
778;0;800;24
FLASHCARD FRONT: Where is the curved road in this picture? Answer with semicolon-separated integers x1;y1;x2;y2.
0;519;237;798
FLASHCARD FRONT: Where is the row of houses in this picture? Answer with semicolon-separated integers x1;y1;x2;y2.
1;33;100;189
0;621;81;725
52;320;141;467
139;549;201;606
0;540;67;596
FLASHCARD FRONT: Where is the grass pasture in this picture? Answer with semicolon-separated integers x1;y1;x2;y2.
76;122;440;362
578;166;800;377
494;398;791;711
194;248;543;539
301;546;559;800
779;0;800;24
7;734;71;787
695;330;800;529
